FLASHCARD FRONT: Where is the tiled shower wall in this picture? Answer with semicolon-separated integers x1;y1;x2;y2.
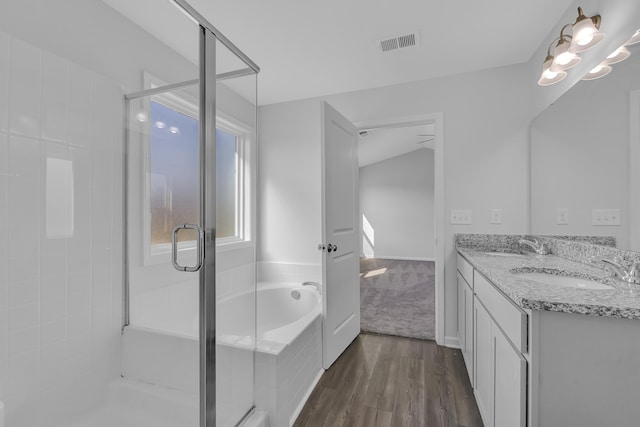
0;32;123;427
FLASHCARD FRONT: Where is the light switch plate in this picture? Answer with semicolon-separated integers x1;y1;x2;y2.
450;209;472;225
490;209;502;224
557;208;569;225
592;209;620;226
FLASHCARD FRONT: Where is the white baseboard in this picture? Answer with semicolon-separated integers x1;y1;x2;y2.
290;369;324;427
361;255;435;262
443;335;461;349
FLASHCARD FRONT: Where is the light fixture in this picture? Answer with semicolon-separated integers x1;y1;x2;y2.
625;29;640;46
582;63;612;80
569;7;605;53
604;46;630;65
538;6;604;86
550;34;581;71
538;51;568;86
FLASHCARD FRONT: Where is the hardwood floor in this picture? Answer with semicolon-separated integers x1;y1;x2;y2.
293;333;483;427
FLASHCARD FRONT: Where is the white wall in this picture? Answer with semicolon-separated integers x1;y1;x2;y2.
257;99;322;266
359;149;435;260
258;63;531;342
530;53;640;249
0;0;197;93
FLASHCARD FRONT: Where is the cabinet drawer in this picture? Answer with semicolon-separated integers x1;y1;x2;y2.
457;254;474;287
474;271;527;353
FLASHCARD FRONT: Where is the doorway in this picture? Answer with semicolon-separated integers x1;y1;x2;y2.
355;114;444;343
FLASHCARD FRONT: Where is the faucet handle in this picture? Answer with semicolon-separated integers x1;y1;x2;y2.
628;262;640;284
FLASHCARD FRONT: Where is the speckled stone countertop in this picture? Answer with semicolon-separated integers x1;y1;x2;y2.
456;235;640;320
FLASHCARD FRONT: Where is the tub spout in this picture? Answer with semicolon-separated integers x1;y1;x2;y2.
303;281;321;294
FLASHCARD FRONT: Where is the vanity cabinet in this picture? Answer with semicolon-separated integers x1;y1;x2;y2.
456;256;474;386
457;253;527;427
457;242;640;426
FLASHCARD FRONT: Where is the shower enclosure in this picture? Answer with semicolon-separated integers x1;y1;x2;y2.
0;0;259;426
123;2;259;426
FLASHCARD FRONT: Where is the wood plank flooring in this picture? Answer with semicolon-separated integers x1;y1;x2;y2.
293;333;483;427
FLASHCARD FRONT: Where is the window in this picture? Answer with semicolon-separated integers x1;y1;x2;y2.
142;81;250;264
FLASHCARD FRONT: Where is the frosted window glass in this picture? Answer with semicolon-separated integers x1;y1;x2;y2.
149;101;239;245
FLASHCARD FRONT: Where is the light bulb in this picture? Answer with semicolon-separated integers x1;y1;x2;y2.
625;29;640;46
538;56;567;86
605;46;630;65
569;8;605;53
582;63;612;81
550;38;581;71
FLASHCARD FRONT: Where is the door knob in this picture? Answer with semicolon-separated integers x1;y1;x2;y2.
317;243;326;251
327;244;338;253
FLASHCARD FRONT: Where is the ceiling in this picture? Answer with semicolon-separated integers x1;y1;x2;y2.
103;0;575;106
103;0;576;164
358;124;434;168
186;0;575;105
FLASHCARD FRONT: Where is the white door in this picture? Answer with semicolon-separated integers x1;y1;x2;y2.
321;102;360;369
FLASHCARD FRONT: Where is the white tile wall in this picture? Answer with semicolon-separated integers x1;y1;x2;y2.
257;261;321;285
0;31;124;427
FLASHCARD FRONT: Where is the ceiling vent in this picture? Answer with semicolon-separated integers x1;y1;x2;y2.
378;33;419;52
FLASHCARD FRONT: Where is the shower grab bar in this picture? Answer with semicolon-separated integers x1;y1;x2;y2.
172;223;205;272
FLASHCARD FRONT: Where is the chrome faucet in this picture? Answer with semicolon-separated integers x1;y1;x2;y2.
601;259;640;284
518;238;550;255
303;281;321;294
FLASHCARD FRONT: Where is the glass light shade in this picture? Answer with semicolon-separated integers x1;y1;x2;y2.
570;17;605;53
550;39;581;71
605;46;631;65
538;58;567;86
625;30;640;46
582;63;612;80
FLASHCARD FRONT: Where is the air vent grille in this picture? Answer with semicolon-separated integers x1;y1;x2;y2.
378;33;418;52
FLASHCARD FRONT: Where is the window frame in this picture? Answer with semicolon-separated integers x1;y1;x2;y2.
142;73;252;267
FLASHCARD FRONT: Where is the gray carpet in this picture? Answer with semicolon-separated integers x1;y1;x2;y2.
360;258;435;341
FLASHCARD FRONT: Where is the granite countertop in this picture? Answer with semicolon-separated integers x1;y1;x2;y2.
458;248;640;320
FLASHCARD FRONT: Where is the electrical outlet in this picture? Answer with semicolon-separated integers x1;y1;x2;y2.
490;209;502;224
592;209;620;226
557;208;569;225
450;209;472;225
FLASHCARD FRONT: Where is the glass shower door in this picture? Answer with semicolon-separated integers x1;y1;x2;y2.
125;18;259;427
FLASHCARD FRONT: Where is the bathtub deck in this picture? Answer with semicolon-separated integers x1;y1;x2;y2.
293;333;483;427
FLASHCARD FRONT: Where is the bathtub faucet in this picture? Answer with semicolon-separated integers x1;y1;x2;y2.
303;281;321;294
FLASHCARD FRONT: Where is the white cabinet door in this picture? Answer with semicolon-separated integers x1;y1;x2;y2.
457;272;466;353
494;326;527;427
474;297;493;427
464;280;474;386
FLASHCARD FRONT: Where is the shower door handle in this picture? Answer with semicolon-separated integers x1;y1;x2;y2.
172;223;205;272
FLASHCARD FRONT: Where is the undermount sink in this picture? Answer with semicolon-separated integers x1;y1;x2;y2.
486;252;525;257
510;268;613;290
483;249;526;257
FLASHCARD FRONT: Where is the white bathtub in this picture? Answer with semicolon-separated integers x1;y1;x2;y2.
123;281;323;427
